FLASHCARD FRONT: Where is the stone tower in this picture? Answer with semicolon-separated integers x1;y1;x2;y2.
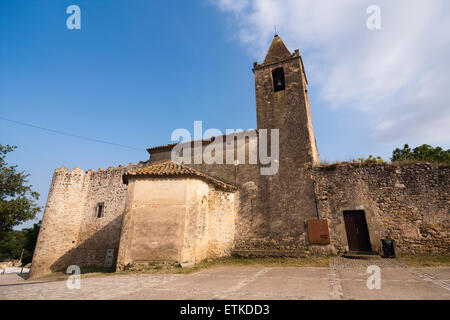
250;35;320;251
253;34;319;165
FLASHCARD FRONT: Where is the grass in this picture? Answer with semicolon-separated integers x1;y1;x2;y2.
39;266;116;280
38;254;450;279
194;256;331;268
397;254;450;267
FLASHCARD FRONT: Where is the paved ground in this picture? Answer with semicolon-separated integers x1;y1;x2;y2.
1;259;449;300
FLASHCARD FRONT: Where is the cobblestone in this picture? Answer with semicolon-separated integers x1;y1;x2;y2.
329;257;406;269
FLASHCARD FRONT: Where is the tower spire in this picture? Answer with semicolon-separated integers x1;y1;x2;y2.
263;34;291;65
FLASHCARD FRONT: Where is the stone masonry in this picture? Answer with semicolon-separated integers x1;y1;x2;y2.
313;163;449;254
29;35;449;278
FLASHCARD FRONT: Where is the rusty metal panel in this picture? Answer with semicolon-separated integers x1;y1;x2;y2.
307;219;330;245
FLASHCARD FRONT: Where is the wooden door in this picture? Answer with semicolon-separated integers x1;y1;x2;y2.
343;210;372;253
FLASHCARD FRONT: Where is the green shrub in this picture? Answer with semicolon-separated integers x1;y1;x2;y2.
392;144;450;164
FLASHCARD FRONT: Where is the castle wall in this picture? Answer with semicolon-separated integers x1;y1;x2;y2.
158;136;449;256
29;167;90;278
313;163;450;254
30;163;146;279
69;167;128;268
30;160;449;278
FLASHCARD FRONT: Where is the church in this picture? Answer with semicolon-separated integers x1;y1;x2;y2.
29;35;449;278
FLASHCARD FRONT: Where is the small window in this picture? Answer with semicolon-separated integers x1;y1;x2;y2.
96;202;105;218
272;68;285;92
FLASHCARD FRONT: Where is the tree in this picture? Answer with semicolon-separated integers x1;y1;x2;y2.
0;229;26;261
22;221;41;264
392;144;450;163
0;145;41;238
0;221;40;264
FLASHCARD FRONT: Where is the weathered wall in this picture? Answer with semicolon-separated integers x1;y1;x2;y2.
118;177;188;266
30;159;449;278
205;189;236;258
30;163;147;278
29;167;90;278
182;179;210;263
146;138;450;257
116;176;236;268
69;167;128;268
183;181;236;263
313;163;450;254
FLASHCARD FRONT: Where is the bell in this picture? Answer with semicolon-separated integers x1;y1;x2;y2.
276;79;283;87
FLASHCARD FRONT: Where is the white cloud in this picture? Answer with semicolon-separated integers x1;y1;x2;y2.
215;0;249;14
212;0;450;146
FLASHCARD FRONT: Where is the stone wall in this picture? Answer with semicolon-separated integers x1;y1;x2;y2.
69;167;128;268
29;167;90;278
30;158;449;279
313;163;450;254
183;179;210;263
205;189;236;258
30;162;147;279
183;182;236;263
116;176;236;269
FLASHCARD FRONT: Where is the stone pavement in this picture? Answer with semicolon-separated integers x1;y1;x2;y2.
1;259;449;300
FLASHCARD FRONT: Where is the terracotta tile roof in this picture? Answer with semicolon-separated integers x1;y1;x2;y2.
123;161;237;192
146;142;178;152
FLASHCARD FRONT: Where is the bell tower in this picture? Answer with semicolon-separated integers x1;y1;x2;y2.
253;35;319;165
250;35;320;248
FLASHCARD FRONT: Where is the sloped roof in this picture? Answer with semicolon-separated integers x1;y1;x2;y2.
123;160;237;192
146;129;259;153
263;35;292;64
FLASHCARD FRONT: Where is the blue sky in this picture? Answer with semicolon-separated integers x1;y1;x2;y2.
1;1;448;229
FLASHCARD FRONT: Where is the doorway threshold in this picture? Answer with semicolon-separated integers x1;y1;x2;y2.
342;252;381;260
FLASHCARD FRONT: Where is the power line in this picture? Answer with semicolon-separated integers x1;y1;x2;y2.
0;115;145;151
